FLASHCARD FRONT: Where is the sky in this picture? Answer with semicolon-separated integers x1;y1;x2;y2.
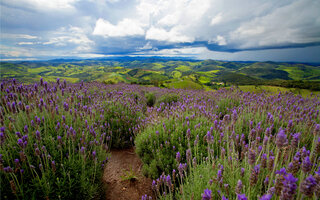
1;0;320;62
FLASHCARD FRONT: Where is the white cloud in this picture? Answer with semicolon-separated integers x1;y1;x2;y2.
1;34;38;39
17;42;35;45
210;13;223;26
230;0;320;48
2;0;78;11
0;44;33;57
43;26;94;53
146;27;194;43
209;35;227;45
158;13;180;26
138;42;153;50
140;46;207;57
93;18;145;37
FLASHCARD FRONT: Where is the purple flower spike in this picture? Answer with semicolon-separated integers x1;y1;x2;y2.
280;173;298;200
248;149;256;165
237;193;248;200
300;175;317;197
276;167;287;176
201;188;212;200
176;152;181;163
275;129;288;148
17;139;24;148
51;161;56;172
259;194;272;200
235;179;243;194
302;156;312;173
141;195;148;200
186;149;191;162
166;175;171;187
24;125;28;133
16;132;22;138
36;130;41;141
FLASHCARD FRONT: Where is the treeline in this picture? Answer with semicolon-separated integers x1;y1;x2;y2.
263;80;320;91
214;72;320;91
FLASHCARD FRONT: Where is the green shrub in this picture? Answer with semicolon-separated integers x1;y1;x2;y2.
145;92;156;107
156;93;179;106
135;115;220;179
216;97;240;116
103;101;144;148
0;100;108;200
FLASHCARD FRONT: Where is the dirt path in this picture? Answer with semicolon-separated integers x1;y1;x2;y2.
104;148;154;200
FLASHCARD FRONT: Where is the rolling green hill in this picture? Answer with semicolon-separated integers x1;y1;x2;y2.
1;58;320;90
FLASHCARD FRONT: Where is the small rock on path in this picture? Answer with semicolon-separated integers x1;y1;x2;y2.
104;148;154;200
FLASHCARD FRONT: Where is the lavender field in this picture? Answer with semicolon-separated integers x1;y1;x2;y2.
1;78;320;200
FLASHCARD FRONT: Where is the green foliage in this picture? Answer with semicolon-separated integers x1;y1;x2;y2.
156;93;179;106
120;167;138;182
103;102;144;148
0;96;108;199
145;92;156;107
135;116;219;179
216;97;240;116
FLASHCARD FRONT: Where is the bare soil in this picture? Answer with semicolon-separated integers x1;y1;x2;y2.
104;148;154;200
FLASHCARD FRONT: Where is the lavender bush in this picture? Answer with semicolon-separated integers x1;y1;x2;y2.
137;87;320;199
0;79;147;199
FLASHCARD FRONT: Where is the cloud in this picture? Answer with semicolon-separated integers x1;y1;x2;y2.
2;0;78;11
1;0;320;61
93;18;145;37
138;42;153;50
210;13;223;26
0;44;33;57
17;42;35;45
145;27;194;43
229;0;320;48
41;26;94;54
1;34;38;39
209;35;227;46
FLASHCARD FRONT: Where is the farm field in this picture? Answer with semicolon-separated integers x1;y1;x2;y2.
1;78;319;199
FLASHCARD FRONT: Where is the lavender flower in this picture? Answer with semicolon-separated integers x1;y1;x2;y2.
241;168;245;177
35;130;41;141
261;153;267;168
291;133;300;149
302;156;312;173
186;149;191;162
235;180;243;194
276;129;288;148
300;175;317;197
185;129;191;140
259;194;272;200
280;173;298;200
248;149;256;165
17;139;24;148
264;176;269;187
166;175;171;187
201;188;212;200
237;193;248;200
176;152;181;163
51;161;56;172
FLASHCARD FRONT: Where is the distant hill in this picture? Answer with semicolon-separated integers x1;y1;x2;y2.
1;58;320;90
